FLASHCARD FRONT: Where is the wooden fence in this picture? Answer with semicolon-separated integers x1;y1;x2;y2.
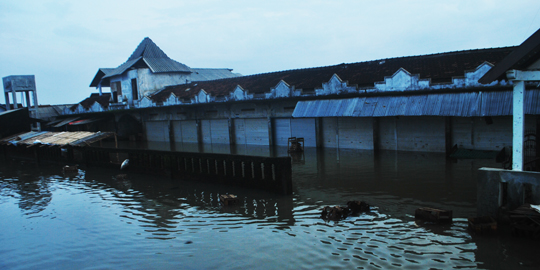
80;147;293;195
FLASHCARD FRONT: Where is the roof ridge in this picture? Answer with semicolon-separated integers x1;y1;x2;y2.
192;46;518;81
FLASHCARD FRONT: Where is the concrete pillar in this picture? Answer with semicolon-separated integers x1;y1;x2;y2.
11;90;17;109
372;117;380;152
512;80;525;171
445;116;453;157
267;116;274;146
4;93;10;110
315;117;323;148
98;82;102;96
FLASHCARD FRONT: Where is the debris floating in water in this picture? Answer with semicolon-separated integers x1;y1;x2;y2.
321;201;370;221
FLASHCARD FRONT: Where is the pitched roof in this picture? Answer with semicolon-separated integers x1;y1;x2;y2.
480;28;540;84
101;38;192;80
90;68;115;87
70;93;112;111
151;47;515;102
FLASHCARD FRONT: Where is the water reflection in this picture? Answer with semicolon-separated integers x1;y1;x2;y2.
0;161;52;215
1;148;540;269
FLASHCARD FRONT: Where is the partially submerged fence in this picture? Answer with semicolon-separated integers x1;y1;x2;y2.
81;147;292;194
1;144;293;194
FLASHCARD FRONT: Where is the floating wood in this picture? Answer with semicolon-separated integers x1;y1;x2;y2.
219;194;238;206
415;207;453;223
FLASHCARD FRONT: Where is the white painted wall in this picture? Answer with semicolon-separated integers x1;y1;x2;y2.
338;118;373;149
137;68;190;97
451;116;533;151
379;117;445;152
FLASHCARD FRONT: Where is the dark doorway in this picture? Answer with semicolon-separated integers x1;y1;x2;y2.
131;79;138;100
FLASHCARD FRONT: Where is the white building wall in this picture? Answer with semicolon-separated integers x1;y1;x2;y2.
397;117;445;152
137;68;190;97
451;116;533;151
321;118;338;148
379;117;445;152
337;118;373;149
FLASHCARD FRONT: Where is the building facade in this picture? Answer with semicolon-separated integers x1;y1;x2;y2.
63;38;540;157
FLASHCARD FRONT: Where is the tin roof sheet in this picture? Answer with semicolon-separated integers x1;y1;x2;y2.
292;89;540;118
0;131;115;147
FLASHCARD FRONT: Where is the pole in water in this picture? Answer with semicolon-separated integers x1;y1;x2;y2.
121;159;129;170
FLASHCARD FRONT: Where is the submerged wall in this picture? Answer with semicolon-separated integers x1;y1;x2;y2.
477;168;540;219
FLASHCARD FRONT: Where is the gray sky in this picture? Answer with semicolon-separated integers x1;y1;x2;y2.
2;0;540;105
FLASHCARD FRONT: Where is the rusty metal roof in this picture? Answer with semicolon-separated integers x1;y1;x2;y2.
292;89;540;118
0;131;115;147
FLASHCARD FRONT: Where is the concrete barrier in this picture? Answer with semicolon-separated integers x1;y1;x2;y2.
477;168;540;219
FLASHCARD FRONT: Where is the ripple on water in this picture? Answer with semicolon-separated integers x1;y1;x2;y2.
0;155;536;270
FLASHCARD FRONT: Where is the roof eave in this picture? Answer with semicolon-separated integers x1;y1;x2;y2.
479;28;540;84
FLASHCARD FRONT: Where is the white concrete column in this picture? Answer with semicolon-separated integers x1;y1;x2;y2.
512;80;525;171
11;89;18;109
98;82;102;96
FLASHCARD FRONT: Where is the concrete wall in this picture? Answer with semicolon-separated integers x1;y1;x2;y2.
477;168;540;219
109;68;190;106
137;68;190;97
123;101;526;154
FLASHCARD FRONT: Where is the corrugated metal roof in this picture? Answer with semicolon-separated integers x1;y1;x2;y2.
190;68;241;81
0;131;115;147
407;95;427;116
481;91;512;116
373;96;391;117
526;90;540;114
143;57;192;74
292;89;540;118
357;97;378;117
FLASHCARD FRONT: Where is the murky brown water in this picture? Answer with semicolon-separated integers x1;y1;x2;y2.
1;146;540;269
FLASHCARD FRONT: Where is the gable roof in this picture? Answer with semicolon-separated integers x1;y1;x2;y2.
479;28;540;84
89;68;115;87
150;47;515;102
70;93;112;111
90;38;192;87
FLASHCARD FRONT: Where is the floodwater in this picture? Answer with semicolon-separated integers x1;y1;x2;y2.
1;146;540;270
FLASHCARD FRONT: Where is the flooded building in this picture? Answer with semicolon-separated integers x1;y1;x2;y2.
62;34;540;157
87;37;241;108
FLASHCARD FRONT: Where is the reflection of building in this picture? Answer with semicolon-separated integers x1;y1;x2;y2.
62;30;540;155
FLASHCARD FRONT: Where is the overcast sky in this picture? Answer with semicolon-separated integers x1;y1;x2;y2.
2;0;540;105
